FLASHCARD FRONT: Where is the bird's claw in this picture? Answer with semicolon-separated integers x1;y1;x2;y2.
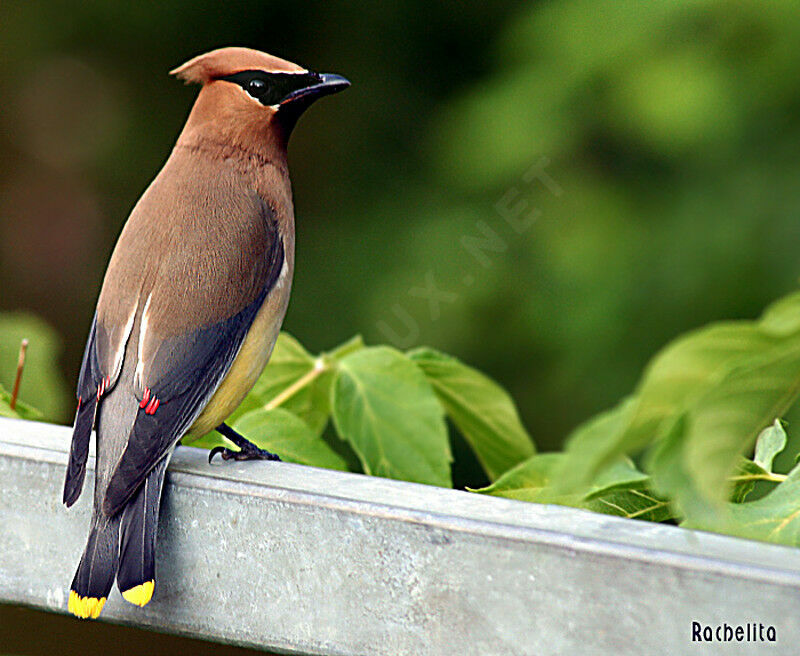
208;446;228;463
208;445;282;464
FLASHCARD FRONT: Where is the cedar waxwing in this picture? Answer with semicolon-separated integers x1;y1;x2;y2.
63;47;349;619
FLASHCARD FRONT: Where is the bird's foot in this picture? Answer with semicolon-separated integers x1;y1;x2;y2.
208;445;281;462
208;422;282;464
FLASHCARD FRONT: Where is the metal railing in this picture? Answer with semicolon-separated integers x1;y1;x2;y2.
1;416;799;655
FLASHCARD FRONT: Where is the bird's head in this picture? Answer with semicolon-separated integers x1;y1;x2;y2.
171;47;350;153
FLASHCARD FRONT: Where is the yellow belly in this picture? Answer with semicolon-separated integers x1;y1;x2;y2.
185;283;287;438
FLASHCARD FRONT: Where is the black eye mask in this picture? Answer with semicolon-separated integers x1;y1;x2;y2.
221;70;322;106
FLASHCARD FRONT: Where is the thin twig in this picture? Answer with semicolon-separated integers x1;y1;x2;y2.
9;338;28;410
265;358;327;411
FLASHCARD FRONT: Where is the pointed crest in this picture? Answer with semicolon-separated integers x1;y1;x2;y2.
170;47;306;84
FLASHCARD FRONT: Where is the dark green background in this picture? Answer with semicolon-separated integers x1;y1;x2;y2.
2;0;800;651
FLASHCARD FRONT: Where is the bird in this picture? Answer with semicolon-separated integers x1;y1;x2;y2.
62;46;349;619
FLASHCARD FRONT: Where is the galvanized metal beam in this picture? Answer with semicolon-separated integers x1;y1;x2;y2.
1;416;799;655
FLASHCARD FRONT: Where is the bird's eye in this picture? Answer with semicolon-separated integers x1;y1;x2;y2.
247;78;267;96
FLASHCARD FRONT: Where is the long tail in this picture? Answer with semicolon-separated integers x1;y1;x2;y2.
117;456;170;606
67;456;171;617
68;514;121;618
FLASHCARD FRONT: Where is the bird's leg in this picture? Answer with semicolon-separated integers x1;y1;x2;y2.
208;423;282;463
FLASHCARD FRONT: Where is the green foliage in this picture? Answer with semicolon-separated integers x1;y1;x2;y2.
192;334;536;490
333;346;451;486
540;291;800;547
670;323;800;511
682;421;800;545
473;454;674;523
557;319;781;491
202;288;800;550
720;469;800;546
408;347;535;480
554;293;800;519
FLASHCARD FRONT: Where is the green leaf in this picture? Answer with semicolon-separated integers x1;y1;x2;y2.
647;414;716;526
701;467;800;547
584;488;674;523
191;408;347;470
476;452;674;522
408;347;535;480
582;458;674;522
332;346;452;487
625;323;773;445
228;332;331;433
0;313;70;422
582;457;650;500
753;419;787;472
473;453;562;502
0;385;43;420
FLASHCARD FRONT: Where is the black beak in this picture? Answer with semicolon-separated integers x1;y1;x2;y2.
279;73;351;107
276;72;350;136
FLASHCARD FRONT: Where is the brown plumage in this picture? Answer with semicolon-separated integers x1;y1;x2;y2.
63;46;349;619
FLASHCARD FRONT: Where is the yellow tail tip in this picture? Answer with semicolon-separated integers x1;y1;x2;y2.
68;590;106;619
121;580;155;607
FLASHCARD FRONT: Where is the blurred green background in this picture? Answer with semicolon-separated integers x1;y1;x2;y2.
2;0;800;650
